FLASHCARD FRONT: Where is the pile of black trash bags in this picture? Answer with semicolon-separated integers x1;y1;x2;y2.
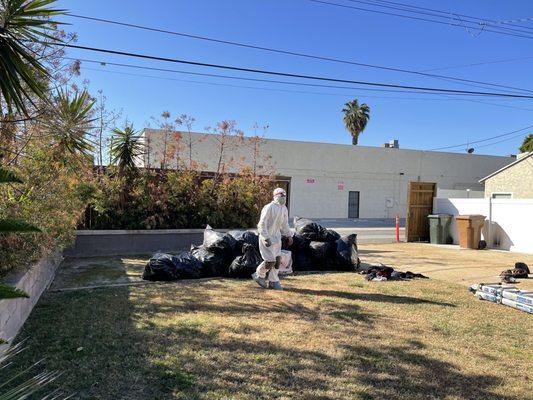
142;217;361;282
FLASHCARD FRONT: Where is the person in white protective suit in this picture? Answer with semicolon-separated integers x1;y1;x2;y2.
252;188;294;290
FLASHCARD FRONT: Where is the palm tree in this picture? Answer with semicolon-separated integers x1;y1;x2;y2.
0;0;65;116
47;89;96;157
519;134;533;153
109;125;144;177
342;99;370;145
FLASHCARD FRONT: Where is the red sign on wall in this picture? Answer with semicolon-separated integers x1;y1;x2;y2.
306;178;316;184
338;181;344;191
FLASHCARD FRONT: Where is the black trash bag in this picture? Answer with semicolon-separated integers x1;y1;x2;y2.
227;230;247;255
190;245;229;277
309;241;337;261
227;230;246;241
201;225;235;271
307;241;337;270
227;230;260;255
293;217;339;242
142;252;203;281
203;225;236;254
335;234;361;270
229;243;263;279
292;248;315;271
242;231;259;249
324;229;341;242
282;234;309;251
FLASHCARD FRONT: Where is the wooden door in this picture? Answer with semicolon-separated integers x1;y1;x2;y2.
406;182;436;242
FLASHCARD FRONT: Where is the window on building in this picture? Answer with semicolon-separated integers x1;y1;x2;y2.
491;192;513;199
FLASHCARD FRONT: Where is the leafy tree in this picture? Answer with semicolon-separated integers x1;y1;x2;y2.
0;0;65;116
0;166;40;233
342;99;370;145
0;166;38;343
519;134;533;153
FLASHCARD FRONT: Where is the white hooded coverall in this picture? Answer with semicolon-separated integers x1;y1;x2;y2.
256;201;293;283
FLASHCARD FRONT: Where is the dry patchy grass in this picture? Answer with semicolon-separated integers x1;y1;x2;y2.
13;265;533;399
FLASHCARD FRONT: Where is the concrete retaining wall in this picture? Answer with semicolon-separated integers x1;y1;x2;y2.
0;252;62;352
64;230;208;257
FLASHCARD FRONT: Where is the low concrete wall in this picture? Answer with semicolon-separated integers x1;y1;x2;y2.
0;252;62;351
64;230;207;257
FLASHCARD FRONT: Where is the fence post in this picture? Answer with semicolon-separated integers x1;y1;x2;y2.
396;213;400;242
488;197;492;249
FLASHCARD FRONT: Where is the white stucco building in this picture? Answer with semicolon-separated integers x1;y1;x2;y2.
140;129;514;219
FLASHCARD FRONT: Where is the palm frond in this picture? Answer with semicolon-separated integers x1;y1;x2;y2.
0;218;41;233
0;284;29;300
0;167;23;184
45;88;96;155
0;0;66;115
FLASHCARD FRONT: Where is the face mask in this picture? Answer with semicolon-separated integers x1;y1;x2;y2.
275;196;286;206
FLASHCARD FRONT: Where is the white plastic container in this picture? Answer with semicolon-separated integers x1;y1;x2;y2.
501;289;533;305
278;250;293;275
501;298;533;314
476;291;500;303
478;284;515;296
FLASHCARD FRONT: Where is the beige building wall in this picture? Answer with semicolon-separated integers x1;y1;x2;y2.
484;154;533;199
141;129;514;219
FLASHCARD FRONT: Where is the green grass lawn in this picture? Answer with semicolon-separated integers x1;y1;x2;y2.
10;260;533;400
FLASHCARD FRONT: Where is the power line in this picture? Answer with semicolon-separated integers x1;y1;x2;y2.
309;0;533;40
72;58;533;111
80;65;468;100
47;41;533;98
68;13;533;94
66;57;453;95
475;130;531;150
346;0;532;34
365;0;533;32
421;55;533;72
427;124;533;151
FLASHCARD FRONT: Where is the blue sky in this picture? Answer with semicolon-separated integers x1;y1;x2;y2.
57;0;533;155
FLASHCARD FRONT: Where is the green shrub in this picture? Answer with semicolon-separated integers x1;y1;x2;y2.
0;140;88;276
86;169;275;230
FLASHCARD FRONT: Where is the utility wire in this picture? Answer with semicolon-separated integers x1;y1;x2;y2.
427;124;533;151
48;41;533;98
309;0;533;40
348;0;533;35
67;57;456;95
68;13;533;94
368;0;533;32
72;57;533;111
80;65;470;100
474;130;531;149
421;55;533;72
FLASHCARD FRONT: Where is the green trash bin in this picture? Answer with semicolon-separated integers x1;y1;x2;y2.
428;214;452;244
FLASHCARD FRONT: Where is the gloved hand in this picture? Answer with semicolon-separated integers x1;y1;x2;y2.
264;237;272;247
286;236;294;247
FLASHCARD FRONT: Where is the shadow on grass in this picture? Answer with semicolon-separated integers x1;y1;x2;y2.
341;342;509;400
12;269;509;400
285;287;455;307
